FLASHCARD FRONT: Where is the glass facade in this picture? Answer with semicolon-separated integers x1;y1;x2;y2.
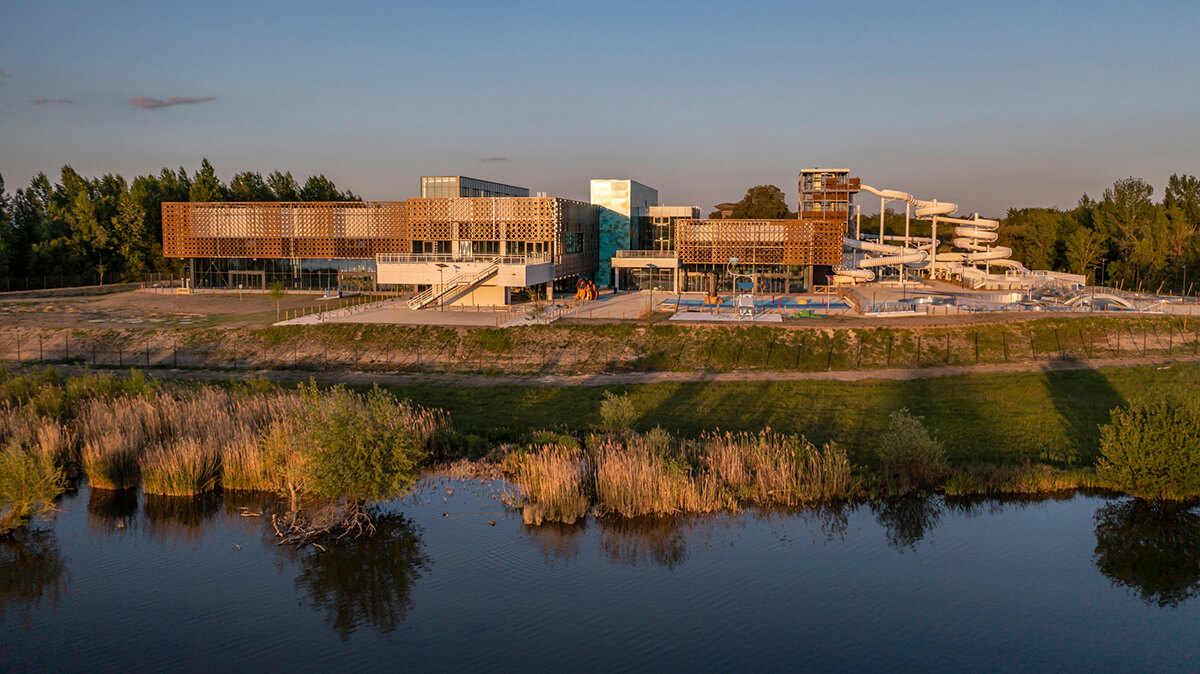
420;176;529;198
189;258;378;292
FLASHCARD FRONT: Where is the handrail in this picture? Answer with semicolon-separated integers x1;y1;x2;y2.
406;257;502;309
378;253;549;265
614;250;678;258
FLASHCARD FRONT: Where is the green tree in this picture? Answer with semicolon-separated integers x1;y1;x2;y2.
0;174;12;279
112;190;148;280
1094;177;1156;287
300;174;358;202
730;185;791;219
269;280;286;321
189;158;226;202
268;171;300;201
229;171;275;201
1098;397;1200;500
1064;227;1106;280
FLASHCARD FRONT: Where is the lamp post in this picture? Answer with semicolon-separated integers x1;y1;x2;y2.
646;262;657;315
434;263;448;312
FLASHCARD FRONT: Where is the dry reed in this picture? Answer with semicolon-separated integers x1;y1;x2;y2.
503;444;590;524
503;429;853;524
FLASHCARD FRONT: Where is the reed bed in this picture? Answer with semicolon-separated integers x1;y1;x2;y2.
503;430;854;523
503;445;590;525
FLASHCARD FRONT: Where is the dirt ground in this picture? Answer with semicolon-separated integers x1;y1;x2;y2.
0;289;332;329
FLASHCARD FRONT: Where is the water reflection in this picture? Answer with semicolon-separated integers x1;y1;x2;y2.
599;517;690;570
285;514;429;640
87;488;139;535
1093;499;1200;608
0;530;68;629
521;520;589;563
142;493;222;544
872;497;944;551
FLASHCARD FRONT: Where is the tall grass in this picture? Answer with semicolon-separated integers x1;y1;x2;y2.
503;429;853;523
503;445;590;524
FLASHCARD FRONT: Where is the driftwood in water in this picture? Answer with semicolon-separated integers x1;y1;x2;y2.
271;499;376;546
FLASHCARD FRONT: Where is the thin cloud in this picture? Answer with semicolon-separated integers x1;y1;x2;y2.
54;98;73;104
0;69;7;86
0;69;8;77
480;156;509;163
131;96;216;109
31;97;72;105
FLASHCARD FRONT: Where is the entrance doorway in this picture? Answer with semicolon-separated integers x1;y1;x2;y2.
228;270;265;290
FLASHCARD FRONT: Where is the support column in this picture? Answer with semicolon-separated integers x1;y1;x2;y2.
546;281;553;301
930;217;938;279
674;267;680;295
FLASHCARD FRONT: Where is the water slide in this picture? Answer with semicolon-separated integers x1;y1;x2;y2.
833;183;1032;284
832;184;953;283
938;214;1029;273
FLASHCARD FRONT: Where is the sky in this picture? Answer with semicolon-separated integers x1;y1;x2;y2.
2;0;1198;216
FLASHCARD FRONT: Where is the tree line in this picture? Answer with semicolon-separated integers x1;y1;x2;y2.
0;159;359;287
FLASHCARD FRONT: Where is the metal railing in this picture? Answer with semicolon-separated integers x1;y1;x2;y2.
377;253;550;265
406;258;502;309
614;250;678;259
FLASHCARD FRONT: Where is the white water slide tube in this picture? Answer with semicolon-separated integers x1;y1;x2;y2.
833;184;954;283
938;214;1029;273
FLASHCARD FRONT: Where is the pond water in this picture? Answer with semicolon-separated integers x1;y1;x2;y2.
3;481;1199;672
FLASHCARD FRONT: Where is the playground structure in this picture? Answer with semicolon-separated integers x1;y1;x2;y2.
832;182;1082;291
574;277;599;301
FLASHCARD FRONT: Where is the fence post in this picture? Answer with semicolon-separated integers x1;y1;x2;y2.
17;334;21;362
65;333;70;361
40;334;43;361
174;339;178;368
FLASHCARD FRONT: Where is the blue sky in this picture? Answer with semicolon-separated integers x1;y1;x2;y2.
2;0;1198;215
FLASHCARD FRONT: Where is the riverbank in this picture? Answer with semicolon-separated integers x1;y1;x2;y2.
4;365;1192;528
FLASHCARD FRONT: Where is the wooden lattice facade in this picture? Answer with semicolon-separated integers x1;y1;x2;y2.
674;219;845;266
163;197;600;281
163;202;408;259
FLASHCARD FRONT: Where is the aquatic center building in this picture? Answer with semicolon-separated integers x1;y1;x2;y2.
162;172;856;303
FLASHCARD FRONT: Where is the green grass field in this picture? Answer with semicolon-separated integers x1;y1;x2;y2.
382;362;1200;469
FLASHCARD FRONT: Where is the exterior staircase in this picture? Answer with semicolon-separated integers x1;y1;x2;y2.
406;258;502;309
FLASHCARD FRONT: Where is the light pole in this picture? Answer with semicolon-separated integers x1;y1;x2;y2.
434;263;448;312
646;262;657;315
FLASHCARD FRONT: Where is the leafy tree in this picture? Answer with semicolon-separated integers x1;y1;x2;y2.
189;158;226;202
1098;397;1200;500
1064;227;1106;280
269;281;286;321
0;174;11;279
112;190;148;280
267;171;300;201
730;184;791;219
1094;177;1157;287
300;174;358;202
229;171;275;201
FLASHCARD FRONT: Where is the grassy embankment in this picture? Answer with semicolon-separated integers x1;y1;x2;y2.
1;314;1197;374
2;361;1196;528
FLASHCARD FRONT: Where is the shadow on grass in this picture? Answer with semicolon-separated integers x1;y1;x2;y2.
1042;356;1125;465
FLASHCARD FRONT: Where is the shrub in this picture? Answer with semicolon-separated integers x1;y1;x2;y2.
876;408;946;495
285;383;427;504
0;441;67;535
1098;398;1200;500
599;391;638;434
